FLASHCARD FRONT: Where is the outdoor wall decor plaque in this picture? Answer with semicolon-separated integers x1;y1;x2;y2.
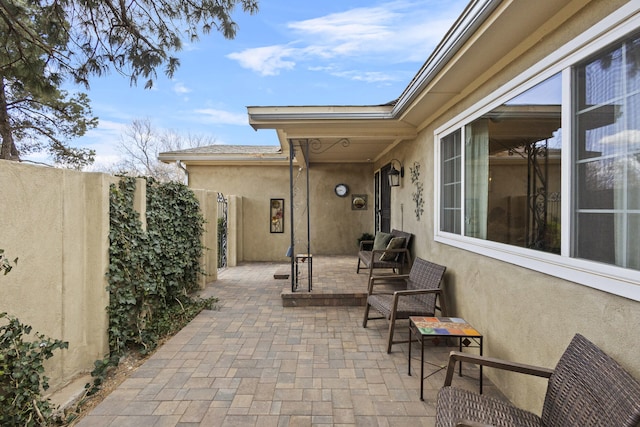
270;198;284;233
410;162;425;221
351;194;368;210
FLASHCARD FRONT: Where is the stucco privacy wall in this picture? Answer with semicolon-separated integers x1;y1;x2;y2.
188;163;374;261
192;189;219;285
386;0;640;415
0;161;114;392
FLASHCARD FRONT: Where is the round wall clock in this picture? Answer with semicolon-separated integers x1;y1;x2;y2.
334;183;349;197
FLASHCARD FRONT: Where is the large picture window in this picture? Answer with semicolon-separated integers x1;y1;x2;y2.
574;32;640;270
436;25;640;293
441;74;562;254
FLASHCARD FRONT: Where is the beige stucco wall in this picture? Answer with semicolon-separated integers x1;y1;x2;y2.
380;0;640;414
192;189;220;285
0;161;113;392
188;163;375;261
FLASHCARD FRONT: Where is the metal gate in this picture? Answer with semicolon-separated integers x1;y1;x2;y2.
217;192;228;270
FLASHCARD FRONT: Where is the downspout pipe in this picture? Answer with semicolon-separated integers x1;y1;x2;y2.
289;140;295;292
304;140;311;291
176;160;189;186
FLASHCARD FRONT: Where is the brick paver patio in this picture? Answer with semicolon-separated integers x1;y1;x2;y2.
76;258;499;426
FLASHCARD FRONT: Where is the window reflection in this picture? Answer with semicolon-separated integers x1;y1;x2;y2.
464;73;562;253
574;31;640;270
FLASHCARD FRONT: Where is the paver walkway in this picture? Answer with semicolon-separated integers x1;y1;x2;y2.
76;261;497;426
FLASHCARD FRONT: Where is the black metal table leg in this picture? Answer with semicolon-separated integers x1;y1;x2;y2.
420;333;425;401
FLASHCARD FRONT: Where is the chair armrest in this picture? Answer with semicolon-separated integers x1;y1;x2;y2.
393;288;441;296
370;248;407;256
444;351;554;387
367;274;409;294
390;289;443;313
370;274;410;282
455;421;495;427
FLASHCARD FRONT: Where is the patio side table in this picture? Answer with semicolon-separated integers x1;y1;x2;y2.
408;316;483;401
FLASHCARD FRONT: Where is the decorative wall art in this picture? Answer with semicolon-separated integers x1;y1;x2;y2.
410;162;425;221
270;198;284;233
351;194;368;210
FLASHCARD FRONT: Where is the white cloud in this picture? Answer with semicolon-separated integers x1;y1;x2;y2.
227;45;296;76
173;82;191;95
84;154;125;172
193;108;248;126
21;119;127;171
227;1;467;80
72;119;128;171
93;119;128;134
287;6;396;57
327;70;398;84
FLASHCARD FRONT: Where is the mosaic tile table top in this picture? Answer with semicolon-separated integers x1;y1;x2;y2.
410;316;482;337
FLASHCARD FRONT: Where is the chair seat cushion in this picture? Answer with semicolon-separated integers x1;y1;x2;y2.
373;232;393;250
367;294;433;319
436;387;542;427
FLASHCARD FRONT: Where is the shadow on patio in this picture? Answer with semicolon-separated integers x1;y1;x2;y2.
76;257;503;426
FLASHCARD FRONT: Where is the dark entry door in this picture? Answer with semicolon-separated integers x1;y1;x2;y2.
378;164;392;233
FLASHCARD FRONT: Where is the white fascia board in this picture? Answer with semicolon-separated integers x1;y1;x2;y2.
247;109;396;129
158;153;289;163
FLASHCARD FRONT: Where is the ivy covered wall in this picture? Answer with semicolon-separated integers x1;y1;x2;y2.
107;177;206;355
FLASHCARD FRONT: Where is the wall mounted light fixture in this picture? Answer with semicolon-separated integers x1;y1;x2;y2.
388;159;404;187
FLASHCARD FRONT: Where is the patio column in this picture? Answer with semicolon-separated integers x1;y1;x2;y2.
288;139;311;292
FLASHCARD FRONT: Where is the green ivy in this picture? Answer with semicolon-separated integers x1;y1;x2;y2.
0;312;68;426
106;177;211;356
146;179;205;298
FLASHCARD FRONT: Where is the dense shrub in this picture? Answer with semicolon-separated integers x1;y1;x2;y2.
0;249;67;426
0;312;68;426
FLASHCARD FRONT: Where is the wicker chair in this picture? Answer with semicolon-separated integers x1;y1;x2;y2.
362;257;447;353
357;229;413;281
436;333;640;427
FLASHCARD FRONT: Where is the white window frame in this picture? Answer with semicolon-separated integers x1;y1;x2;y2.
434;3;640;302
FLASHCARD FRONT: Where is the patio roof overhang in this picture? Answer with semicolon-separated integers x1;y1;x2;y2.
158;145;290;166
248;105;418;166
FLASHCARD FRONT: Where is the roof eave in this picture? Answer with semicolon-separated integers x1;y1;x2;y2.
158;153;290;165
247;106;396;129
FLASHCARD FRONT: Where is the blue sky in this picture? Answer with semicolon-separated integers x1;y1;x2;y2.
62;0;469;169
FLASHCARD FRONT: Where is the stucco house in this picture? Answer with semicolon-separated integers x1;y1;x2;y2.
159;0;640;414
